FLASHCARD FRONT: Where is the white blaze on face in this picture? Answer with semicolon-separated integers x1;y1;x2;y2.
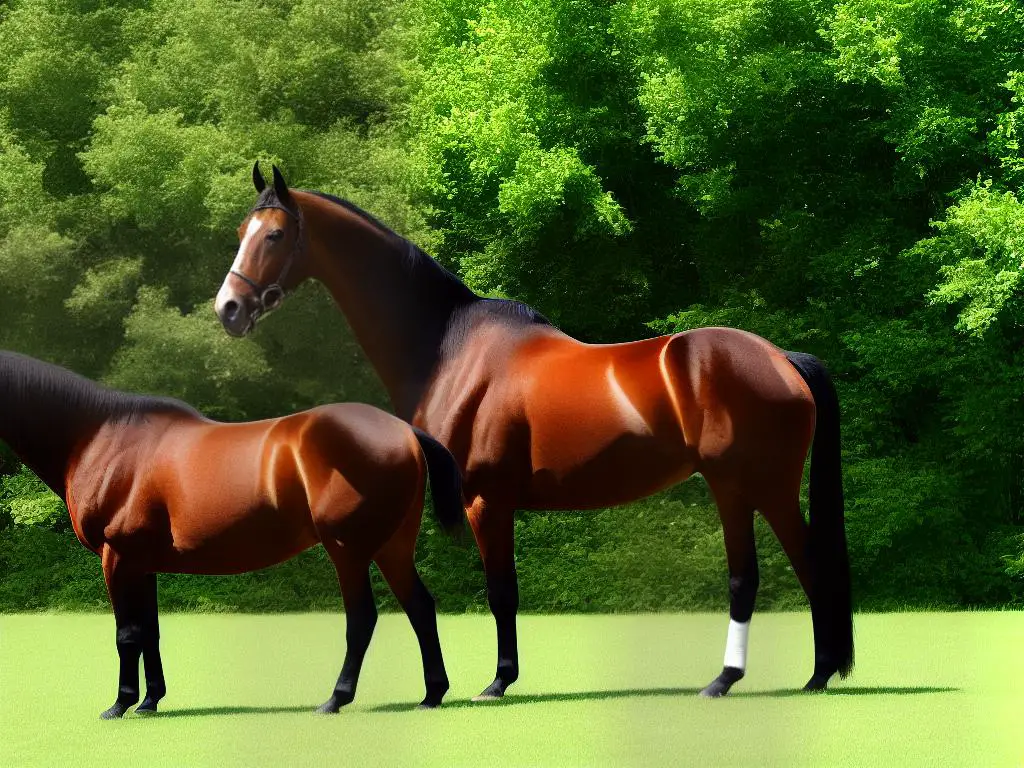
606;362;651;435
215;216;265;311
723;619;750;670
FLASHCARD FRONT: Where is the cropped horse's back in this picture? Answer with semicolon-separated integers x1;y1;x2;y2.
0;349;464;717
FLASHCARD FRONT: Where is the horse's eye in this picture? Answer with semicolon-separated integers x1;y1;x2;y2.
266;229;284;242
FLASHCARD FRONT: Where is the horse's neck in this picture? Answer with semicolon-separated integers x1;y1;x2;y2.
0;389;99;498
307;209;476;419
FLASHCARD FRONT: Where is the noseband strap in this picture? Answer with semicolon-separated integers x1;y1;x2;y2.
230;201;304;317
228;268;264;294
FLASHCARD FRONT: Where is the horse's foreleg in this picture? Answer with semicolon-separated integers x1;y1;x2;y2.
135;573;166;713
100;546;148;719
468;497;519;701
318;547;376;713
701;482;758;698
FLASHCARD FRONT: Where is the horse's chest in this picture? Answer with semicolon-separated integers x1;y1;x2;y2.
66;453;143;552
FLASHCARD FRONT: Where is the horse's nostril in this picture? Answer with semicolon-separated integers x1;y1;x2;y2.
223;299;240;321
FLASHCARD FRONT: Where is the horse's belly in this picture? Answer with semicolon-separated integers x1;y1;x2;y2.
160;500;319;575
525;433;695;510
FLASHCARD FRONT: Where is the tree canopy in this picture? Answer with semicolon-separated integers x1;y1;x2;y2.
1;0;1023;609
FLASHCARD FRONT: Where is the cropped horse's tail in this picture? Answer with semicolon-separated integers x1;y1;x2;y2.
412;427;466;538
785;351;855;679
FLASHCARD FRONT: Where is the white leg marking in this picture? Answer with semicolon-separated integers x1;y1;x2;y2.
723;619;750;670
606;363;651;434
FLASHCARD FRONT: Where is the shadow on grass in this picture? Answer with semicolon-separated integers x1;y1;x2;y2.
137;685;960;718
150;705;316;718
740;685;960;699
368;685;960;712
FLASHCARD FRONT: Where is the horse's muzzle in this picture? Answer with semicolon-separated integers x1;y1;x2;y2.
214;290;255;337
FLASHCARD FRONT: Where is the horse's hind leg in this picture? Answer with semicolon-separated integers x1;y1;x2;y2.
100;547;152;719
700;479;758;698
318;546;377;714
135;573;166;713
759;500;829;690
376;535;450;708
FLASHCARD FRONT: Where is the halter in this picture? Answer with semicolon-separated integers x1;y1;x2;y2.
230;201;305;319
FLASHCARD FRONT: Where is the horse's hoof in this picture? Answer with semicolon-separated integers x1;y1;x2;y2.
419;692;446;708
699;684;727;698
472;677;510;702
136;697;161;715
471;693;502;702
100;703;128;720
802;676;830;692
419;680;448;709
700;666;744;698
315;694;353;714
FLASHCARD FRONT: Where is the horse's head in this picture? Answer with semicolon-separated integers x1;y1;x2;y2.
215;163;306;337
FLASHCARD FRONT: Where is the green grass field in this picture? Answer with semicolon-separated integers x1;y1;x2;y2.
1;612;1021;767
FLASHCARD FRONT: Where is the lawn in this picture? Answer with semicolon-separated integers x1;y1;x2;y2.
0;612;1021;767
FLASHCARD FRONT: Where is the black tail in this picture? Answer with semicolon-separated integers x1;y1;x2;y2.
785;351;854;679
412;427;466;538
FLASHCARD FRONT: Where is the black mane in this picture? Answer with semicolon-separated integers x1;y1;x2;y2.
305;191;400;241
295;189;555;418
475;297;551;326
0;351;197;423
0;351;198;496
304;190;554;332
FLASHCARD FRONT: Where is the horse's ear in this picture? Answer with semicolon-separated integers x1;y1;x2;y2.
271;165;292;202
252;161;267;192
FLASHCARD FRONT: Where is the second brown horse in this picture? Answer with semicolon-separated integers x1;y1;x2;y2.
215;164;854;700
0;350;463;717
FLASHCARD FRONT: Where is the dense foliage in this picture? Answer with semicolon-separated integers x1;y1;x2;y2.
1;0;1023;611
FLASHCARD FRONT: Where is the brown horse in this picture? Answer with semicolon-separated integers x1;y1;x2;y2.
0;350;464;718
215;163;854;700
